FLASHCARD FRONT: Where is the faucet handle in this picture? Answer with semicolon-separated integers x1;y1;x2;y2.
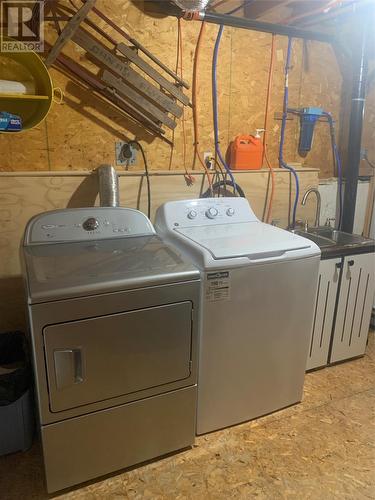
325;217;335;227
293;219;303;230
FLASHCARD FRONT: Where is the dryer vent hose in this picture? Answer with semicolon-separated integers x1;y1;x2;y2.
97;165;120;207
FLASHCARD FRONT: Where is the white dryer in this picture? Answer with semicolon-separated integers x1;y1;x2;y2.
155;197;321;435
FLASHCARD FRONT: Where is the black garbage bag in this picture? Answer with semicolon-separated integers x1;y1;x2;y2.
0;331;31;406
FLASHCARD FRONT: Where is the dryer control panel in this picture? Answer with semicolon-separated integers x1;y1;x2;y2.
156;197;259;230
24;207;155;245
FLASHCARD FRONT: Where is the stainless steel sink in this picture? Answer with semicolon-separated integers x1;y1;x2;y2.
293;230;336;248
292;227;374;251
309;228;371;246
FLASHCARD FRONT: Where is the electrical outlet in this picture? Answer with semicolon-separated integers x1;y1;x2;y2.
115;141;136;166
360;148;368;161
204;151;214;169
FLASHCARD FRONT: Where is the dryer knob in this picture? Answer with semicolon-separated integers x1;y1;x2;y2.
187;210;197;219
83;217;99;231
226;208;235;216
206;207;219;219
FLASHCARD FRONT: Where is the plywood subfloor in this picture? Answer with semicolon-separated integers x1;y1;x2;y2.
1;332;374;500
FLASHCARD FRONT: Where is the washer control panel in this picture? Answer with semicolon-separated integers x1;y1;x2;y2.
24;207;155;245
156;197;258;229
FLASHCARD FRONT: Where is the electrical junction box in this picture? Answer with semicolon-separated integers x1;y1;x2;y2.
115;141;136;166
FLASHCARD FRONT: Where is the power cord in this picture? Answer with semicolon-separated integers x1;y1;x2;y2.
127;141;151;219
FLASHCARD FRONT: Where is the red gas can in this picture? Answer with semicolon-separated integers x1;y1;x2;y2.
229;132;264;170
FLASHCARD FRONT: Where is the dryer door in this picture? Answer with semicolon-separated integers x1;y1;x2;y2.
44;301;192;412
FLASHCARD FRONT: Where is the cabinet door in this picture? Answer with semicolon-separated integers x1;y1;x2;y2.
306;258;341;371
330;253;375;363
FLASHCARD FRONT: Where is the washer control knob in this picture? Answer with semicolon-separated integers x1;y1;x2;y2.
83;217;99;231
187;210;197;220
206;207;219;219
226;208;235;217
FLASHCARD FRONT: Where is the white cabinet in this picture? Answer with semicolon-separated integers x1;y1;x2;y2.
306;252;375;371
330;253;375;363
306;258;341;370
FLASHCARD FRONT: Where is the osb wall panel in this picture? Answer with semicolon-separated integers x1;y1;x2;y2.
0;0;342;177
0;169;318;330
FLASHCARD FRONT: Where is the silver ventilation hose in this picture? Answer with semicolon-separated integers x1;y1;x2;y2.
97;165;120;207
172;0;209;9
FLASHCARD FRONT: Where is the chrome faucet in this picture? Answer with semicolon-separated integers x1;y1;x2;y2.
301;188;321;228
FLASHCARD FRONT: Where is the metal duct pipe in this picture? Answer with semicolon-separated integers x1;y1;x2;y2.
97;165;120;207
144;2;333;42
341;19;369;233
187;11;333;43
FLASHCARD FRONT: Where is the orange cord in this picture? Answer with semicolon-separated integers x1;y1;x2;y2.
263;34;276;223
192;21;213;189
168;19;179;171
176;19;195;185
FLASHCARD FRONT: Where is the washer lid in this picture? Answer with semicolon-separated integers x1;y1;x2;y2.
23;235;199;303
174;222;311;260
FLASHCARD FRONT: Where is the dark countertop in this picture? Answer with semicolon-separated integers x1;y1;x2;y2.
321;241;375;260
291;228;375;260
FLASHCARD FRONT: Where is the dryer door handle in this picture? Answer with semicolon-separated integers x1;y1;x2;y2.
54;349;83;390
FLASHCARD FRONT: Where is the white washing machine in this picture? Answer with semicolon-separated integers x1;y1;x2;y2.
155;197;321;435
21;207;200;492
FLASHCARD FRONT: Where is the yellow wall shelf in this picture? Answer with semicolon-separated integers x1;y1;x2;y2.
0;39;53;132
0;94;49;101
